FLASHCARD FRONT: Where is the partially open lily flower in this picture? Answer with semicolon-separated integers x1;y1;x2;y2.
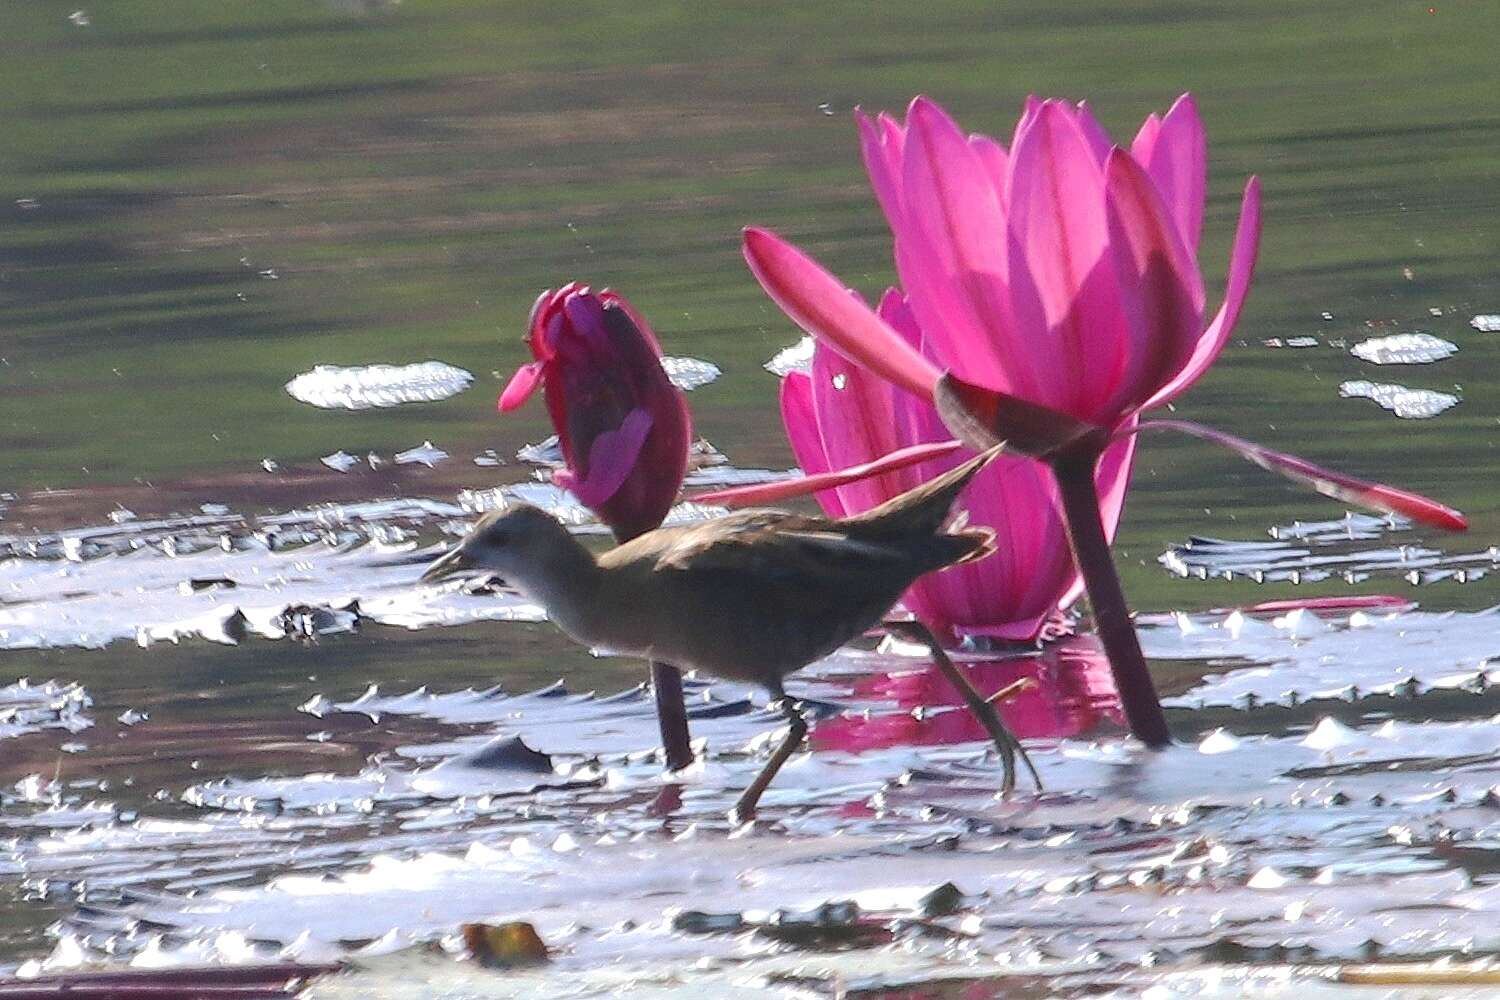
500;282;691;542
742;93;1259;449
732;93;1466;746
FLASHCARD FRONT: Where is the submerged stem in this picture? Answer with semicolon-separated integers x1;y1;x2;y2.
1051;445;1172;748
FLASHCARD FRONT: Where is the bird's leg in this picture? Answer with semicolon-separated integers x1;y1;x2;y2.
650;660;694;772
883;620;1042;795
731;696;808;823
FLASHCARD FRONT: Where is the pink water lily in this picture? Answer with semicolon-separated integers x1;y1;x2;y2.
780;288;1134;643
747;93;1258;438
498;282;694;768
500;282;691;542
737;93;1465;747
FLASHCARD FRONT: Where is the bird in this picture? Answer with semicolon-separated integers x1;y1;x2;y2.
422;444;1035;818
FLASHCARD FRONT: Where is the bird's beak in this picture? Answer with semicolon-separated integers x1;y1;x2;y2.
421;545;476;584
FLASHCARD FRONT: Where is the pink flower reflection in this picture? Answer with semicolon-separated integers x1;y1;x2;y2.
811;636;1122;752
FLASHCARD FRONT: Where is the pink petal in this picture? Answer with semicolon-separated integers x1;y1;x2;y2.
778;373;831;476
1130;113;1161;163
968;133;1009;202
896;98;1040;398
498;362;544;412
1142;176;1261;411
857;109;907;231
776;371;845;517
742;227;940;402
1010;94;1043;152
692;440;966;507
1006;101;1129;418
1103;148;1205;414
1139;94;1207;252
811;338;908;512
1073;100;1114;165
558;407;654;508
900;98;1010;294
1095;416;1137;547
1130;419;1468;532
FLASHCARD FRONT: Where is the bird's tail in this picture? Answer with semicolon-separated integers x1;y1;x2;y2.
945;523;997;566
843;443;1005;540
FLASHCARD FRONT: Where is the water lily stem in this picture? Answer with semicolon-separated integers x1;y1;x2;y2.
1051;446;1172;748
650;660;694;771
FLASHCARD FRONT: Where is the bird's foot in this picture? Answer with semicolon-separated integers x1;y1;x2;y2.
881;620;1042;796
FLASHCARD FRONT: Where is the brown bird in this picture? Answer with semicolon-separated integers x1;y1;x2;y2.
422;444;1034;818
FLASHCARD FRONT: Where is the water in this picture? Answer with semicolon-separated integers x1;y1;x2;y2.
3;0;1500;994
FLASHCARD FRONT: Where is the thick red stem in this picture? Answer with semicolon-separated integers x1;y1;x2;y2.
1051;445;1172;748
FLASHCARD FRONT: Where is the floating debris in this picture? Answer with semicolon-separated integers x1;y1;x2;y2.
660;356;721;391
285;362;473;410
462;921;548;968
1348;332;1457;365
393;442;448;468
261;458;280;473
1471;314;1500;332
1263;336;1320;349
473;450;502;467
320;451;359;473
1338;380;1458;418
764;336;813;377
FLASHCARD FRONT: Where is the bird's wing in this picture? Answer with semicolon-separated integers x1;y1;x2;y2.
649;511;913;582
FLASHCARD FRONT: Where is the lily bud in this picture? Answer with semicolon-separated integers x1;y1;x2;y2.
500;283;691;541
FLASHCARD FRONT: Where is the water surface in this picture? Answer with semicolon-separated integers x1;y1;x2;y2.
3;1;1500;994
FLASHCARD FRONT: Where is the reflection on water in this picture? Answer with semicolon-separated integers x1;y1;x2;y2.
3;0;1500;993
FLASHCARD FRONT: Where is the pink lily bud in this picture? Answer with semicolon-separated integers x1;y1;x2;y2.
499;283;691;541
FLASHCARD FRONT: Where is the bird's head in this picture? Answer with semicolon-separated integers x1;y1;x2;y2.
420;505;577;587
